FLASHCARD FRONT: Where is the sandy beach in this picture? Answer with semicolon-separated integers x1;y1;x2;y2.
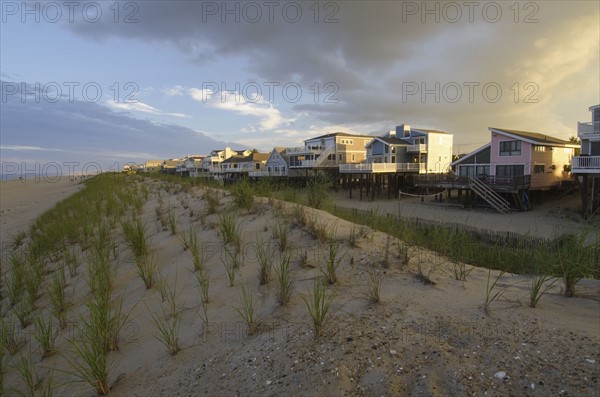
1;177;598;396
0;177;84;246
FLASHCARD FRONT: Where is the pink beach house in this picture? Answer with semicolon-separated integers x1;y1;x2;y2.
453;128;578;191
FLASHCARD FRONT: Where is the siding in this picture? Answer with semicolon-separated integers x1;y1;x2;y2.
490;133;532;176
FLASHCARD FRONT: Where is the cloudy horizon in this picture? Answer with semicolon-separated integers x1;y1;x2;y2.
1;1;598;174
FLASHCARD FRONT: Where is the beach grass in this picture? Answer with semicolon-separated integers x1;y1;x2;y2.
1;316;25;355
194;268;210;304
231;179;254;210
13;349;48;397
34;314;58;358
255;238;273;285
217;211;242;253
271;220;290;252
366;267;383;303
121;216;150;260
150;307;181;356
221;247;239;287
483;269;506;314
320;240;344;284
528;273;557;308
233;284;259;335
136;254;157;290
66;317;113;395
274;253;293;305
302;278;335;341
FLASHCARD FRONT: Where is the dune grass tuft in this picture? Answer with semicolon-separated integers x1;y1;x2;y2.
255;238;273;285
233;284;259;335
301;278;335;341
320;240;345;284
218;211;242;253
34;315;58;358
150;307;180;356
274;254;293;305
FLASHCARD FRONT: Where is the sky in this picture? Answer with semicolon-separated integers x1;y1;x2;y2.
1;0;599;174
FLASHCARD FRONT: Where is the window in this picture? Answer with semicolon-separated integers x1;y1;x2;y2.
351;154;355;162
534;164;545;174
255;163;260;170
338;154;343;162
534;145;547;152
496;165;524;177
499;140;521;156
384;146;389;154
458;165;489;177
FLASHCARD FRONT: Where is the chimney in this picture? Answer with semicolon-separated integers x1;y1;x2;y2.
389;129;395;138
401;124;411;137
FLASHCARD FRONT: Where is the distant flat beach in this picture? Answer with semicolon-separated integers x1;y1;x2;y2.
0;177;83;244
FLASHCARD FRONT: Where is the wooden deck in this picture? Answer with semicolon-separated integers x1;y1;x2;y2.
413;174;531;193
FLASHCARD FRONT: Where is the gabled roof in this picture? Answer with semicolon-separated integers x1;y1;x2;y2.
305;132;374;141
489;128;576;147
376;137;407;145
245;152;270;162
268;148;290;165
222;152;269;164
220;155;246;164
451;143;491;166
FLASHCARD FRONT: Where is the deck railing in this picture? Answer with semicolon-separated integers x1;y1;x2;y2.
572;156;600;172
414;174;531;190
286;145;326;155
406;144;427;153
339;163;425;173
248;170;287;177
577;121;600;135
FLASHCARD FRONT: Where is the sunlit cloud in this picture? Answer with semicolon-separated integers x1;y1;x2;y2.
107;100;190;118
189;86;299;131
163;85;186;96
0;145;64;152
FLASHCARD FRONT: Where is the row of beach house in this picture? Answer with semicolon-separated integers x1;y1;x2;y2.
126;104;600;217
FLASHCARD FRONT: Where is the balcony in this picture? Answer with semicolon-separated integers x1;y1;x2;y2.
290;159;318;168
572;156;600;173
286;145;326;155
339;163;425;173
249;170;287;177
578;122;600;136
407;144;427;153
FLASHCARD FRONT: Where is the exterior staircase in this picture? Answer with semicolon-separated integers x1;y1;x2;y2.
313;145;336;167
468;177;510;214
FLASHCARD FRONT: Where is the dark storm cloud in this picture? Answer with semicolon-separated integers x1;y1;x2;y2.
60;1;598;138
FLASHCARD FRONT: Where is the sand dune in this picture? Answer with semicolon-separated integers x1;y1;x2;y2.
1;178;598;396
